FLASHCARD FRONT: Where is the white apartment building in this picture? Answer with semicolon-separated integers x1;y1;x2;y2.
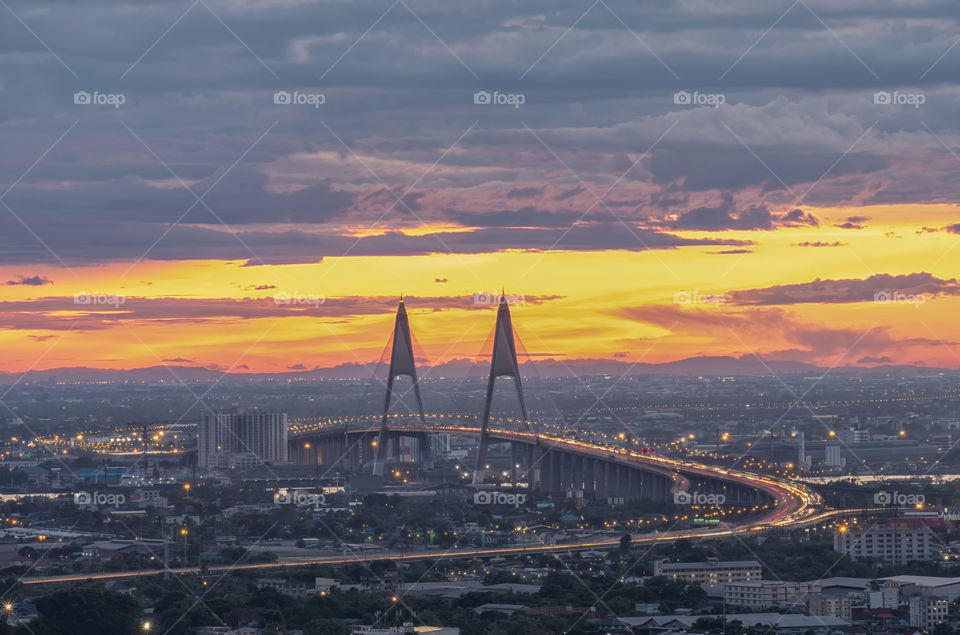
833;525;931;565
256;577;314;598
723;581;821;609
824;445;844;469
838;428;870;444
909;595;949;630
198;408;288;468
807;594;853;621
653;560;762;585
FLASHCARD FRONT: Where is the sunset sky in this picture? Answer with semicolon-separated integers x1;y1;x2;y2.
2;0;960;373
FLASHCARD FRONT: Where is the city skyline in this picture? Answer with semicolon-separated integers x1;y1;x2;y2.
6;2;960;633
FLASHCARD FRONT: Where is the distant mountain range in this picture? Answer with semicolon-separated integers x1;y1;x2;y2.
0;356;949;384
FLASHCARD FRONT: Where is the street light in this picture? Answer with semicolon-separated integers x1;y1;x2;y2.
180;527;188;564
142;620;152;631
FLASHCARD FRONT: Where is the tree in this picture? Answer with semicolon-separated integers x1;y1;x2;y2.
619;533;632;554
26;586;141;634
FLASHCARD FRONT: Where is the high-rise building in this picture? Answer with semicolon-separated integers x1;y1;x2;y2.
833;524;931;565
839;428;870;444
909;596;949;630
807;594;853;621
825;445;845;469
653;559;761;585
198;408;288;468
723;581;821;609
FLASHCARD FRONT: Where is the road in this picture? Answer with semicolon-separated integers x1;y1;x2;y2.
17;428;832;586
288;421;824;530
19;508;872;586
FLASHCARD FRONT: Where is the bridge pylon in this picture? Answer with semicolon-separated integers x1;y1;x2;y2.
373;299;427;476
473;293;533;484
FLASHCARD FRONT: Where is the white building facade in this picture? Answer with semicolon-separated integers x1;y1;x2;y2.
833;526;931;565
198;409;288;468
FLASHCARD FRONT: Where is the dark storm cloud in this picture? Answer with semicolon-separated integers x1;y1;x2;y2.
650;149;889;193
0;293;565;331
3;0;960;265
555;186;587;201
0;210;750;264
663;194;818;231
506;186;545;199
5;276;53;286
727;273;960;306
617;303;951;362
2;167;358;226
445;207;584;229
835;215;870;229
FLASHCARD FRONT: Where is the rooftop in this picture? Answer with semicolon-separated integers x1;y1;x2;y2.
658;560;761;570
879;575;960;588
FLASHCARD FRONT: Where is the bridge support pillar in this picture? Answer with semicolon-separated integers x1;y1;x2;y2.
584;459;595;497
596;461;607;499
550;452;562;495
612;465;622;499
510;443;523;480
527;445;539;491
417;433;434;470
629;469;640;502
573;455;583;492
391;433;402;465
